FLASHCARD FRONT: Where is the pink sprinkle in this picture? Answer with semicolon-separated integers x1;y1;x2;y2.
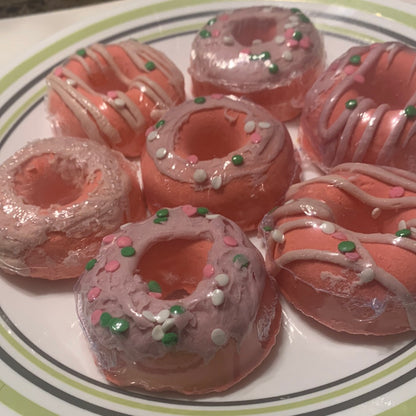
344;65;357;75
211;30;220;38
218;13;229;21
87;286;101;302
203;263;215;278
287;39;299;48
107;90;118;99
91;309;102;325
250;132;262;144
240;48;250;55
182;204;197;217
145;126;155;136
299;36;311;49
149;292;162;299
345;252;361;261
187;154;199;164
102;234;115;244
332;231;348;240
54;67;63;77
223;236;238;247
353;74;365;83
211;93;224;100
389;186;405;198
117;236;132;248
105;259;120;272
285;28;295;39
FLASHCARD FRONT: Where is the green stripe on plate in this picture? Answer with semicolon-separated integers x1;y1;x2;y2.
379;395;416;416
0;379;57;416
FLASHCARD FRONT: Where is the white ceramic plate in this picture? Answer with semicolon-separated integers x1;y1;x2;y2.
1;1;416;415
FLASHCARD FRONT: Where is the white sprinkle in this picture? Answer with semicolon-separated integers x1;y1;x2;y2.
210;289;225;306
284;22;298;29
289;15;299;22
206;213;220;220
155;147;167;159
282;50;293;61
258;121;271;129
66;78;77;87
398;220;407;230
215;273;229;287
211;175;222;190
274;35;285;44
155;309;170;323
161;317;176;332
244;120;256;133
193;168;208;183
285;199;294;205
222;35;234;46
358;268;375;284
152;325;164;341
271;229;285;243
211;328;227;346
252;39;262;45
147;130;158;142
371;207;381;219
120;222;132;230
320;222;336;235
114;98;126;108
142;310;155;322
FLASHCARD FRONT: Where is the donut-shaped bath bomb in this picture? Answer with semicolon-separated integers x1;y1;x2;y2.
0;137;146;279
261;163;416;335
189;6;325;121
46;39;185;157
299;42;416;172
75;206;281;394
141;95;299;231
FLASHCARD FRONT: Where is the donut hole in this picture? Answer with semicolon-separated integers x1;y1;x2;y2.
230;17;277;46
138;238;213;300
175;108;248;160
13;153;88;208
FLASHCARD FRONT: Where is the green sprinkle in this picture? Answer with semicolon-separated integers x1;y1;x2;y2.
233;254;250;269
299;14;310;23
170;305;185;315
231;154;244;166
338;241;356;253
85;258;97;271
199;29;211;38
290;7;301;13
121;246;136;257
156;208;169;218
263;225;273;232
153;217;168;224
197;206;209;216
109;318;129;334
155;119;165;128
207;18;217;26
145;61;156;71
349;55;361;65
194;96;206;104
148;280;162;293
396;229;411;238
292;31;303;41
162;332;178;346
404;105;416;118
99;312;112;327
269;63;279;74
345;99;358;110
76;48;86;57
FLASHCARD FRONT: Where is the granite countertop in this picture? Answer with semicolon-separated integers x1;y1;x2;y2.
0;0;115;18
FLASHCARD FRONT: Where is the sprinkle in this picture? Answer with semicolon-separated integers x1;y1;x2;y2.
88;287;101;302
233;254;250;269
358;268;375;284
182;205;197;216
211;328;227;346
211;93;223;100
215;273;229;287
155;119;165;128
250;132;262;143
275;35;285;44
54;67;63;77
162;318;176;332
250;51;271;61
66;79;77;87
107;90;118;99
389;186;405;198
203;263;215;278
187;154;199;164
398;220;407;230
371;207;381;219
109;318;129;334
299;36;311;49
271;229;285;243
162;332;178;346
354;74;365;83
152;325;164;341
199;29;211;38
259;121;271;129
282;50;293;61
193;169;208;183
145;61;156;71
211;289;225;306
218;13;229;22
114;98;125;108
345;99;358;110
207;17;217;25
211;175;222;190
231;154;244;166
404;105;416;118
290;7;301;13
222;35;234;46
155;309;170;323
287;39;299;48
223;236;238;247
299;13;310;23
284;22;298;29
121;246;136;257
338;241;356;253
285;28;295;38
344;65;357;75
102;234;115;244
91;309;102;325
292;31;303;41
148;280;162;293
211;30;220;38
252;39;262;45
99;312;112;327
205;214;220;220
85;258;97;271
142;310;155;322
345;251;361;261
349;54;361;65
320;222;336;235
332;231;348;240
194;96;206;104
269;63;279;74
147;130;158;142
120;222;131;230
396;228;411;238
170;305;185;315
197;207;209;216
149;292;162;299
76;48;87;57
153;217;168;224
155;147;167;159
156;208;169;218
105;259;120;272
244;120;256;133
117;236;133;248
